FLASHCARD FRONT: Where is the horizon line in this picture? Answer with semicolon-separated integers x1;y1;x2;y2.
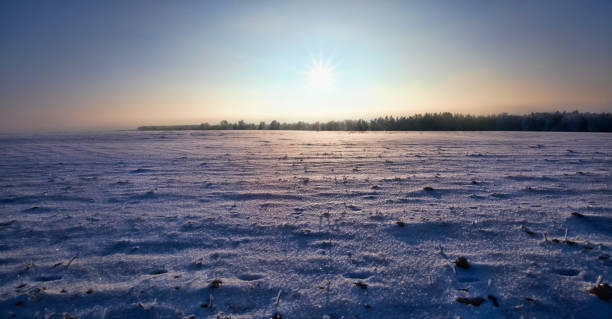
137;111;612;133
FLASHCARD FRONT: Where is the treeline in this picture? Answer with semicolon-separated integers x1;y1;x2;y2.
137;111;612;132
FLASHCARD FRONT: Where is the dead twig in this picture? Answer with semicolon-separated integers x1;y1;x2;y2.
65;256;77;268
275;290;281;306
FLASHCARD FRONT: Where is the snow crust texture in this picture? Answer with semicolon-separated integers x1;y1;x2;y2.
0;131;611;318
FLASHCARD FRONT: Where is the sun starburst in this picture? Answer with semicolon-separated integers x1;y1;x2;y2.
307;60;335;89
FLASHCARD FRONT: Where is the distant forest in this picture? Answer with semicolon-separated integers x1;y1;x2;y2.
138;111;612;132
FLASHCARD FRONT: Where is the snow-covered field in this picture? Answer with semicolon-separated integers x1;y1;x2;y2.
0;131;611;318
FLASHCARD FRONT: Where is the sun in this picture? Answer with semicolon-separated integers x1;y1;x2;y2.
306;60;335;89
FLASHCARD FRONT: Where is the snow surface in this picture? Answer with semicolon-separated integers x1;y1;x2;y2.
0;131;611;318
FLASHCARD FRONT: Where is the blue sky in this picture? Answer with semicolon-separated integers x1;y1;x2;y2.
1;0;611;130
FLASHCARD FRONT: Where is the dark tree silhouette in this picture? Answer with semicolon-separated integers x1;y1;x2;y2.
138;111;612;132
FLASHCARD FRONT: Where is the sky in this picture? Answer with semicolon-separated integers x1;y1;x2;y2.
1;0;612;131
